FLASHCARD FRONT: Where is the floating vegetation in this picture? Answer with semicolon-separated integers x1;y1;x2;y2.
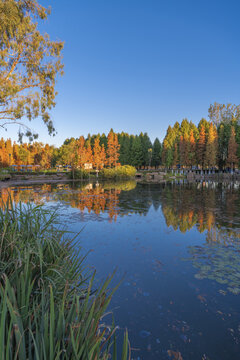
188;242;240;295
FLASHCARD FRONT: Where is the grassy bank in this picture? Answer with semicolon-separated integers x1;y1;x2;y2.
69;166;136;180
0;199;129;359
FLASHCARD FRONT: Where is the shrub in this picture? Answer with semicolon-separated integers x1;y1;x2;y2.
100;166;136;179
69;169;89;179
0;199;129;359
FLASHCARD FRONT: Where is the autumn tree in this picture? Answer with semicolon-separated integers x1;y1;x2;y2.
76;136;87;169
0;0;64;140
189;130;196;167
205;123;218;168
107;130;120;168
197;125;206;168
93;137;105;171
85;140;93;165
226;127;238;170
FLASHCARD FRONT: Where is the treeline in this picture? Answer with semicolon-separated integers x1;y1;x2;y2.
0;129;161;169
162;103;240;169
1;103;240;170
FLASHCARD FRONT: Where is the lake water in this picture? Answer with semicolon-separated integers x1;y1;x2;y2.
1;180;240;360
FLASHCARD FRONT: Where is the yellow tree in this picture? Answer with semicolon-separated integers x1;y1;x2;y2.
197;125;206;168
76;136;87;169
204;123;218;168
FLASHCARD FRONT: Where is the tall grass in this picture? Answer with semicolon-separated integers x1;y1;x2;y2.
100;166;136;179
0;199;130;359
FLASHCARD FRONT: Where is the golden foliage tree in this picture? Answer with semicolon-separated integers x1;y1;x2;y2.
204;123;218;168
107;130;120;168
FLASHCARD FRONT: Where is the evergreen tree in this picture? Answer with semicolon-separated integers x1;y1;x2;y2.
131;136;143;168
140;132;152;168
152;138;162;168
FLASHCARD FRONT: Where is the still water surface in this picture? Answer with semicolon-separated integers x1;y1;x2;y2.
1;181;240;360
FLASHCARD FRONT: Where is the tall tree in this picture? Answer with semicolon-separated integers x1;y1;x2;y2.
152;138;162;168
189;130;196;167
0;0;64;140
76;136;87;169
93;137;105;171
197;125;206;168
131;136;143;168
107;130;120;167
205;123;218;168
226;127;238;170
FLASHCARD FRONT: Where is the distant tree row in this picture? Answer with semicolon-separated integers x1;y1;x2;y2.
162;103;240;170
0;103;240;170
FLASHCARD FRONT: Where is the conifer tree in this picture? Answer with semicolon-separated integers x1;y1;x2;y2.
197;125;206;168
205;123;218;168
226;127;238;170
107;130;120;167
85;140;93;165
76;136;87;169
131;136;143;168
93;137;104;170
172;142;179;168
152;138;162;168
189;130;196;167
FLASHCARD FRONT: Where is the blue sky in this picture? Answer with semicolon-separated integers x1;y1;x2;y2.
4;0;240;145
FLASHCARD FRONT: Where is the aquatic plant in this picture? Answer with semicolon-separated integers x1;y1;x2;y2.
188;241;240;295
0;199;130;359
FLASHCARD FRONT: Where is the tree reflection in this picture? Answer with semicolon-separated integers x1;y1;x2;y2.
0;181;137;221
1;180;240;293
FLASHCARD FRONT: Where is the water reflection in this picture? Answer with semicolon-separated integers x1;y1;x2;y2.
1;180;240;359
1;181;240;236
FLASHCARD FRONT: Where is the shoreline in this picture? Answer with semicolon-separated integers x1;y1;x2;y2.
1;176;240;189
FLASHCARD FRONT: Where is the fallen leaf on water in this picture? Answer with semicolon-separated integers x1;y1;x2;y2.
197;294;207;303
167;350;183;360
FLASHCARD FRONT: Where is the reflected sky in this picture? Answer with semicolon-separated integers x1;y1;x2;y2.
1;181;240;360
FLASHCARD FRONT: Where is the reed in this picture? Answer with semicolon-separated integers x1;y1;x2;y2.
0;198;129;359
